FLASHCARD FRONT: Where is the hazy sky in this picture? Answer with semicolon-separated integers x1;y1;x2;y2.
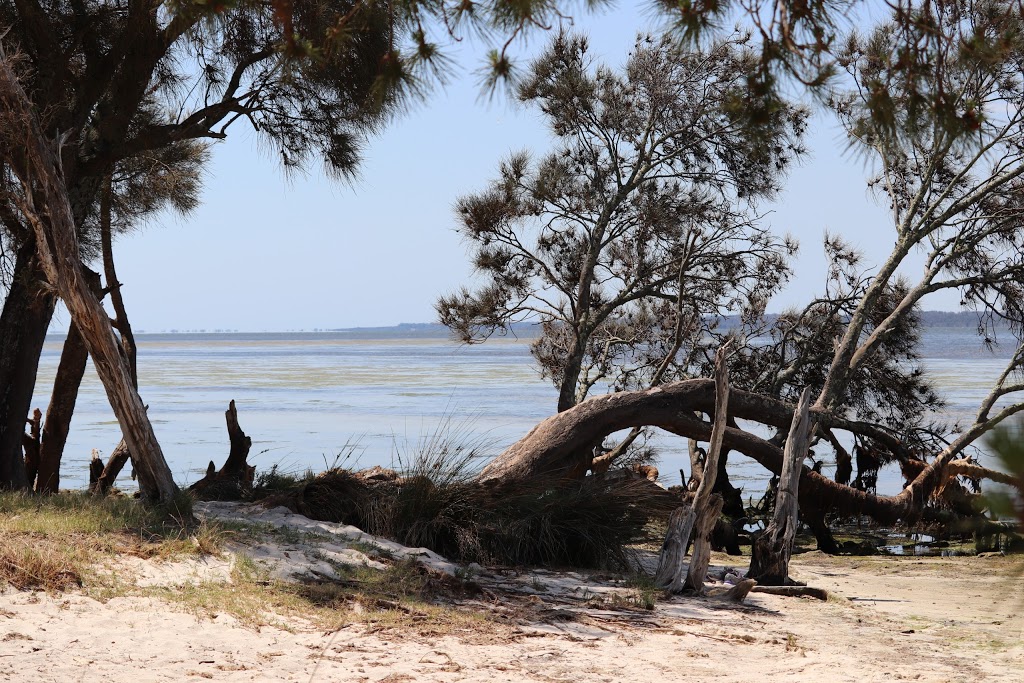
51;3;957;333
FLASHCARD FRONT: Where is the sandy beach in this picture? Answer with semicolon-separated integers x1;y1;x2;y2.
1;504;1020;683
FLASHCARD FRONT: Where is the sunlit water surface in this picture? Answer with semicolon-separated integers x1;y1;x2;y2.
32;328;1017;498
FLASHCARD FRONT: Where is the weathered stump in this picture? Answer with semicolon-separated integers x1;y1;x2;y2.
748;386;813;586
92;440;131;495
683;493;725;593
189;401;254;499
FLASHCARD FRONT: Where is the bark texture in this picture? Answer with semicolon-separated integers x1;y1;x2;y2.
0;52;178;502
748;387;812;586
0;240;55;489
35;268;102;494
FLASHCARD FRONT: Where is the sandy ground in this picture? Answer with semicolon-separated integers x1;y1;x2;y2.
1;504;1021;682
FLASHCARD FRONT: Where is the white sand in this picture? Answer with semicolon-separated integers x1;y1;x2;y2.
1;503;1020;682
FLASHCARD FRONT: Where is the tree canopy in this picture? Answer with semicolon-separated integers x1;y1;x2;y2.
439;33;807;412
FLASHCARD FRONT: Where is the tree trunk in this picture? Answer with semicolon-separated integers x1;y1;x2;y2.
713;445;746;520
655;344;730;593
0;54;178;503
748;387;812;586
683;494;725;593
35;269;102;494
0;240;55;490
93;440;131;495
23;408;41;488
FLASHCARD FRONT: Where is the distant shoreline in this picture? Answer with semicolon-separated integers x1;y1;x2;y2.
44;310;1010;340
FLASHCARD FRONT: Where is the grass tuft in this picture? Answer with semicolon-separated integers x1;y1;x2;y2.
268;419;677;569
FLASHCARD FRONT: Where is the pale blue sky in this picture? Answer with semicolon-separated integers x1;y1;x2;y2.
52;3;956;333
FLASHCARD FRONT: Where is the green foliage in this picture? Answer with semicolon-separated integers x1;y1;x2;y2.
439;32;806;410
985;420;1024;526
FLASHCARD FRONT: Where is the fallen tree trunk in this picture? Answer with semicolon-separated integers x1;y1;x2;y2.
748;387;812;586
476;377;984;526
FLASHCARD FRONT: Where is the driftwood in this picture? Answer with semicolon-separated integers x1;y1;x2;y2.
704;578;758;603
189;401;254;499
655;344;730;593
748;386;813;586
750;585;831;601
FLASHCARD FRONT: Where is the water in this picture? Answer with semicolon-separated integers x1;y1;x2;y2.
30;327;1018;495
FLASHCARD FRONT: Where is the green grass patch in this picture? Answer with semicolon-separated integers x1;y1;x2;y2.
0;491;225;592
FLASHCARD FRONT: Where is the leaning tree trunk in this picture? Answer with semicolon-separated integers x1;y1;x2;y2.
0;54;178;503
748;387;813;586
91;174;140;496
35;268;102;494
0;240;55;490
655;344;730;593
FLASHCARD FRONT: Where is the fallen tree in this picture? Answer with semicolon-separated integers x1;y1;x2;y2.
478;377;1024;527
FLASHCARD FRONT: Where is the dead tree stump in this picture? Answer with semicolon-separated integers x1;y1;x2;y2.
748;386;813;586
655;343;731;593
189;401;254;499
92;440;131;495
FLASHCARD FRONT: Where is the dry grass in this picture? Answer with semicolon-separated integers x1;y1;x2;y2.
0;491;225;592
137;554;506;636
0;491;507;635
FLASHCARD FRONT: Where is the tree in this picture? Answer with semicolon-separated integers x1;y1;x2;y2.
479;1;1024;535
0;0;399;499
0;0;619;499
438;33;807;413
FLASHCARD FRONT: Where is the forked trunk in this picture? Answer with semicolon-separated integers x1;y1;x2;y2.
0;55;178;503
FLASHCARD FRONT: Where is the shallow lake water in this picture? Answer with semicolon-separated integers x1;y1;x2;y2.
31;327;1018;497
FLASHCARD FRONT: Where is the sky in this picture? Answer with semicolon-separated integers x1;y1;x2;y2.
50;3;959;333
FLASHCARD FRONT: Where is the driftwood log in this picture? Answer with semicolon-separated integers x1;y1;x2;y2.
748;387;813;585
